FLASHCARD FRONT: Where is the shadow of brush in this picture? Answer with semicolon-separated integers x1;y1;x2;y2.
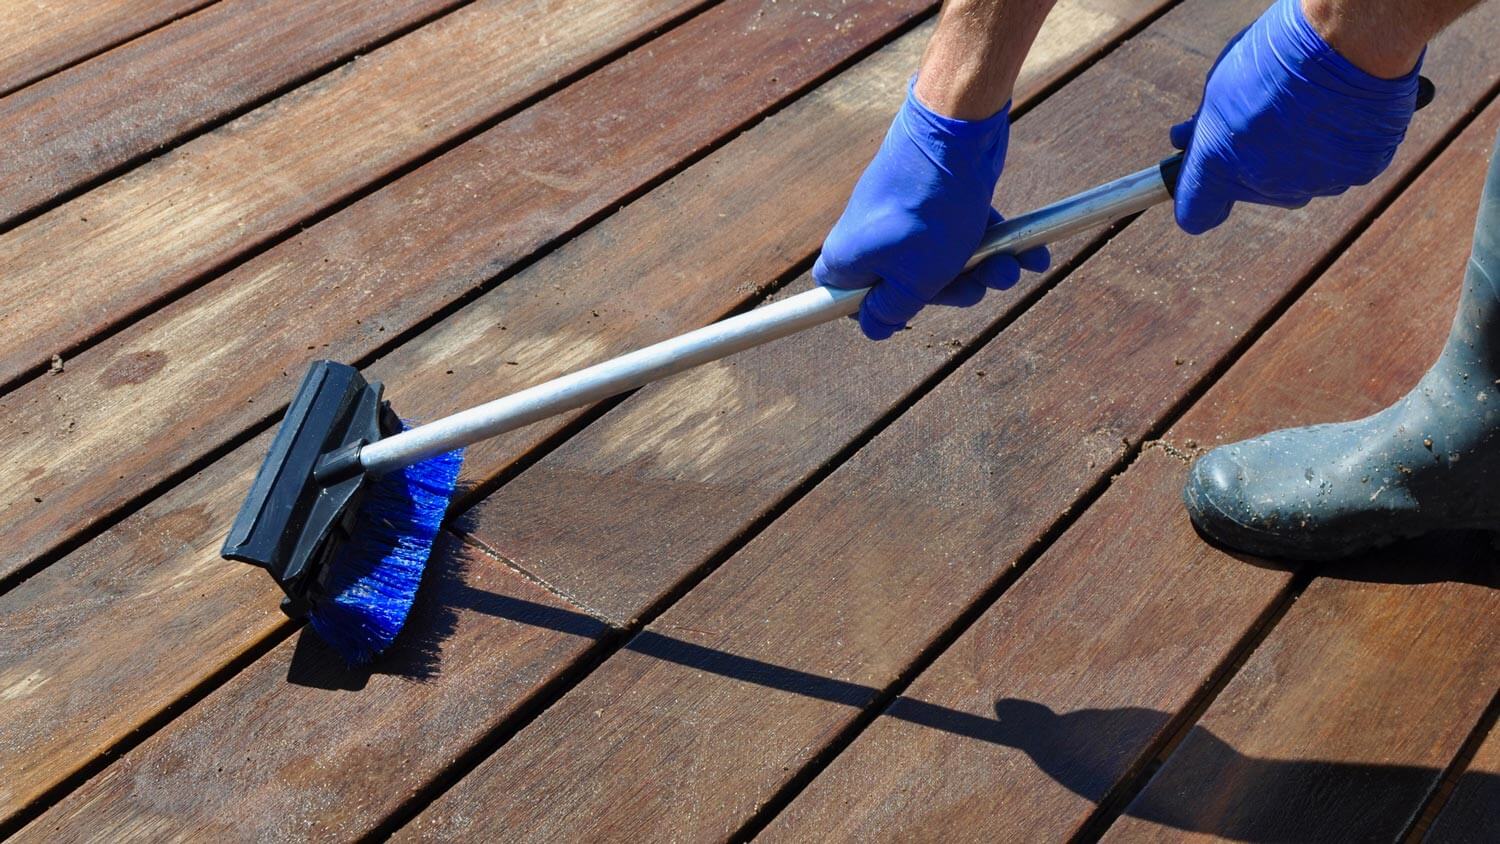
282;534;1493;841
284;535;468;689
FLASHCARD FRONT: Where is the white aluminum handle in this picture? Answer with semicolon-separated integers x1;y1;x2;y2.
358;160;1173;475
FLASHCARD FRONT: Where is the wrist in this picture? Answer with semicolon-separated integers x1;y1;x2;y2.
914;0;1052;120
1272;0;1422;103
899;79;1012;165
1300;0;1426;80
914;50;1014;121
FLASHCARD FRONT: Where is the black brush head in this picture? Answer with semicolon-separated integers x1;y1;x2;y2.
222;360;395;618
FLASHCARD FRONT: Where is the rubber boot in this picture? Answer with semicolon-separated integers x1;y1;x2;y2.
1184;137;1500;560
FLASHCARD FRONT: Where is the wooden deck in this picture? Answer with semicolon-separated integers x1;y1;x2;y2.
2;1;1497;840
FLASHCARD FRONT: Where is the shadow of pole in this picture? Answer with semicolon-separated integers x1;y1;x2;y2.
282;532;1495;839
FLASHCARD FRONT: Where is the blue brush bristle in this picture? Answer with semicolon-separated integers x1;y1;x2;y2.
308;436;464;664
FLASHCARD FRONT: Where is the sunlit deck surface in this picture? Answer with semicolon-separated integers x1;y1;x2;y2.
1;0;1496;840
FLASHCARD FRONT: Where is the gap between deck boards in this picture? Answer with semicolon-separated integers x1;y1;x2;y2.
14;0;1500;839
0;0;1176;833
752;87;1500;842
0;0;219;99
390;26;1500;839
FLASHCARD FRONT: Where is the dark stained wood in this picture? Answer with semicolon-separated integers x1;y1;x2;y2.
11;1;1498;839
0;0;937;582
0;0;473;226
766;80;1500;843
0;0;703;391
0;0;208;96
386;0;1178;623
0;2;1159;830
1097;110;1500;842
0;433;286;823
390;13;1500;842
1424;719;1500;842
12;535;612;843
1105;570;1498;841
762;450;1287;842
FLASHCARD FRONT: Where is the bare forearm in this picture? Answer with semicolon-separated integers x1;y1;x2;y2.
1303;0;1483;78
914;0;1058;119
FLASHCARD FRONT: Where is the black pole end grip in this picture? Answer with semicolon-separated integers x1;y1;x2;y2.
1416;74;1436;111
1159;152;1185;199
1157;75;1436;198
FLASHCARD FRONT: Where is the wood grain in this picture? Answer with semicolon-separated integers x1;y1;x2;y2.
0;0;703;391
1105;569;1498;842
387;0;1178;623
0;0;472;227
0;434;285;823
395;12;1500;842
0;1;1157;830
769;80;1500;844
765;450;1288;842
0;0;933;582
1098;113;1500;844
16;1;1499;838
1424;717;1500;842
0;0;208;96
13;534;612;843
0;0;1134;395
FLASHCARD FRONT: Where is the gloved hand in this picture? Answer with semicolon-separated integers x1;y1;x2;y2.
815;82;1050;340
1171;0;1422;235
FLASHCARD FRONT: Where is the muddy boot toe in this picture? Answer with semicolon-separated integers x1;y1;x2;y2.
1183;433;1389;560
1185;125;1500;561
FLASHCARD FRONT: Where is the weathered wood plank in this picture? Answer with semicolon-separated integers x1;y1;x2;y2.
1104;569;1498;841
765;84;1500;842
1096;123;1500;843
384;0;1178;623
13;534;610;843
393;14;1500;843
0;432;285;824
0;0;1136;395
14;3;1500;839
1424;717;1500;842
0;0;1169;832
0;0;934;582
0;0;704;391
0;0;474;227
761;450;1290;842
0;0;207;96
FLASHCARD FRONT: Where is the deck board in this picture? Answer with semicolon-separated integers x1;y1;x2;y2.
0;0;210;97
395;7;1500;839
13;536;602;843
1106;566;1499;840
4;0;1498;838
0;0;932;585
425;0;1175;624
0;0;703;393
0;1;1159;832
0;0;933;817
759;449;1291;841
1101;97;1500;837
0;0;475;229
763;86;1500;843
1425;714;1500;842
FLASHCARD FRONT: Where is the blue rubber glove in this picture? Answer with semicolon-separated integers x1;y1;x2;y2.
1171;0;1422;235
815;82;1050;340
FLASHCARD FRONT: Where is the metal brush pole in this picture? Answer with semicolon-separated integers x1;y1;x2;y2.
357;156;1181;476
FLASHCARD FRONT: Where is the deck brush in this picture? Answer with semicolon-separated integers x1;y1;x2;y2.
223;151;1194;663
